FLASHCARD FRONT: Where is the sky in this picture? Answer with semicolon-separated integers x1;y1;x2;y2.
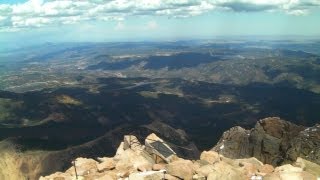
0;0;320;46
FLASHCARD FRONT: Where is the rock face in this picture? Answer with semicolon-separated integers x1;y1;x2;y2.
286;124;320;164
211;126;252;159
41;131;320;180
212;117;320;166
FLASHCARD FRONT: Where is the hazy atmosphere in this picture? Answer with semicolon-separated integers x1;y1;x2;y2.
1;0;320;48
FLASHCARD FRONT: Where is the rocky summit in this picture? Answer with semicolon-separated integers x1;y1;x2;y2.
212;117;320;166
41;126;320;180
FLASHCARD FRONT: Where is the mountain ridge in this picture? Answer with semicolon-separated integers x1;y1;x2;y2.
40;120;320;180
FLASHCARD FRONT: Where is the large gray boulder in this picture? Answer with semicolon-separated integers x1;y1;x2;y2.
211;117;309;166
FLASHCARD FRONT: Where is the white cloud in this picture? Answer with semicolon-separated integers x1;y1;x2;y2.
211;0;319;13
12;0;43;15
0;16;5;21
0;0;319;31
286;9;309;16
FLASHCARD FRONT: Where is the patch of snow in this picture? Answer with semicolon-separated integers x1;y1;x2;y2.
311;128;317;132
220;144;225;150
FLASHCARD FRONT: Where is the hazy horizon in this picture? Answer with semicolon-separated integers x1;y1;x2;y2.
1;0;320;49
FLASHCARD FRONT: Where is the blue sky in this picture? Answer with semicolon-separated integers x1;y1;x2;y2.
0;0;320;46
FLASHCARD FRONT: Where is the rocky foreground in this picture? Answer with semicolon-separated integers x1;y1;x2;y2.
41;131;320;180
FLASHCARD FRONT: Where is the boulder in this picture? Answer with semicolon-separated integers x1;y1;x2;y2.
236;157;264;167
263;172;281;180
86;172;117;180
146;133;164;143
65;158;98;176
264;164;317;180
280;172;317;180
192;161;201;172
207;161;247;180
264;171;317;180
258;164;274;174
124;135;144;152
275;164;303;173
193;174;206;180
195;164;215;177
165;159;195;180
114;142;125;161
212;156;265;178
137;164;152;172
104;171;118;180
39;172;76;180
207;170;242;180
240;162;258;178
115;149;154;176
94;173;115;180
129;170;165;180
294;157;320;177
97;158;115;171
152;164;165;171
164;174;180;180
200;151;220;164
232;157;264;177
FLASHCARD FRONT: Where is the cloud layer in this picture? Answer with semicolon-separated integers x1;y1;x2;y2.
0;0;319;31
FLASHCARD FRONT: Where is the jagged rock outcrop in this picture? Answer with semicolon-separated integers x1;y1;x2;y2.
212;117;320;166
286;124;320;164
41;132;319;180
